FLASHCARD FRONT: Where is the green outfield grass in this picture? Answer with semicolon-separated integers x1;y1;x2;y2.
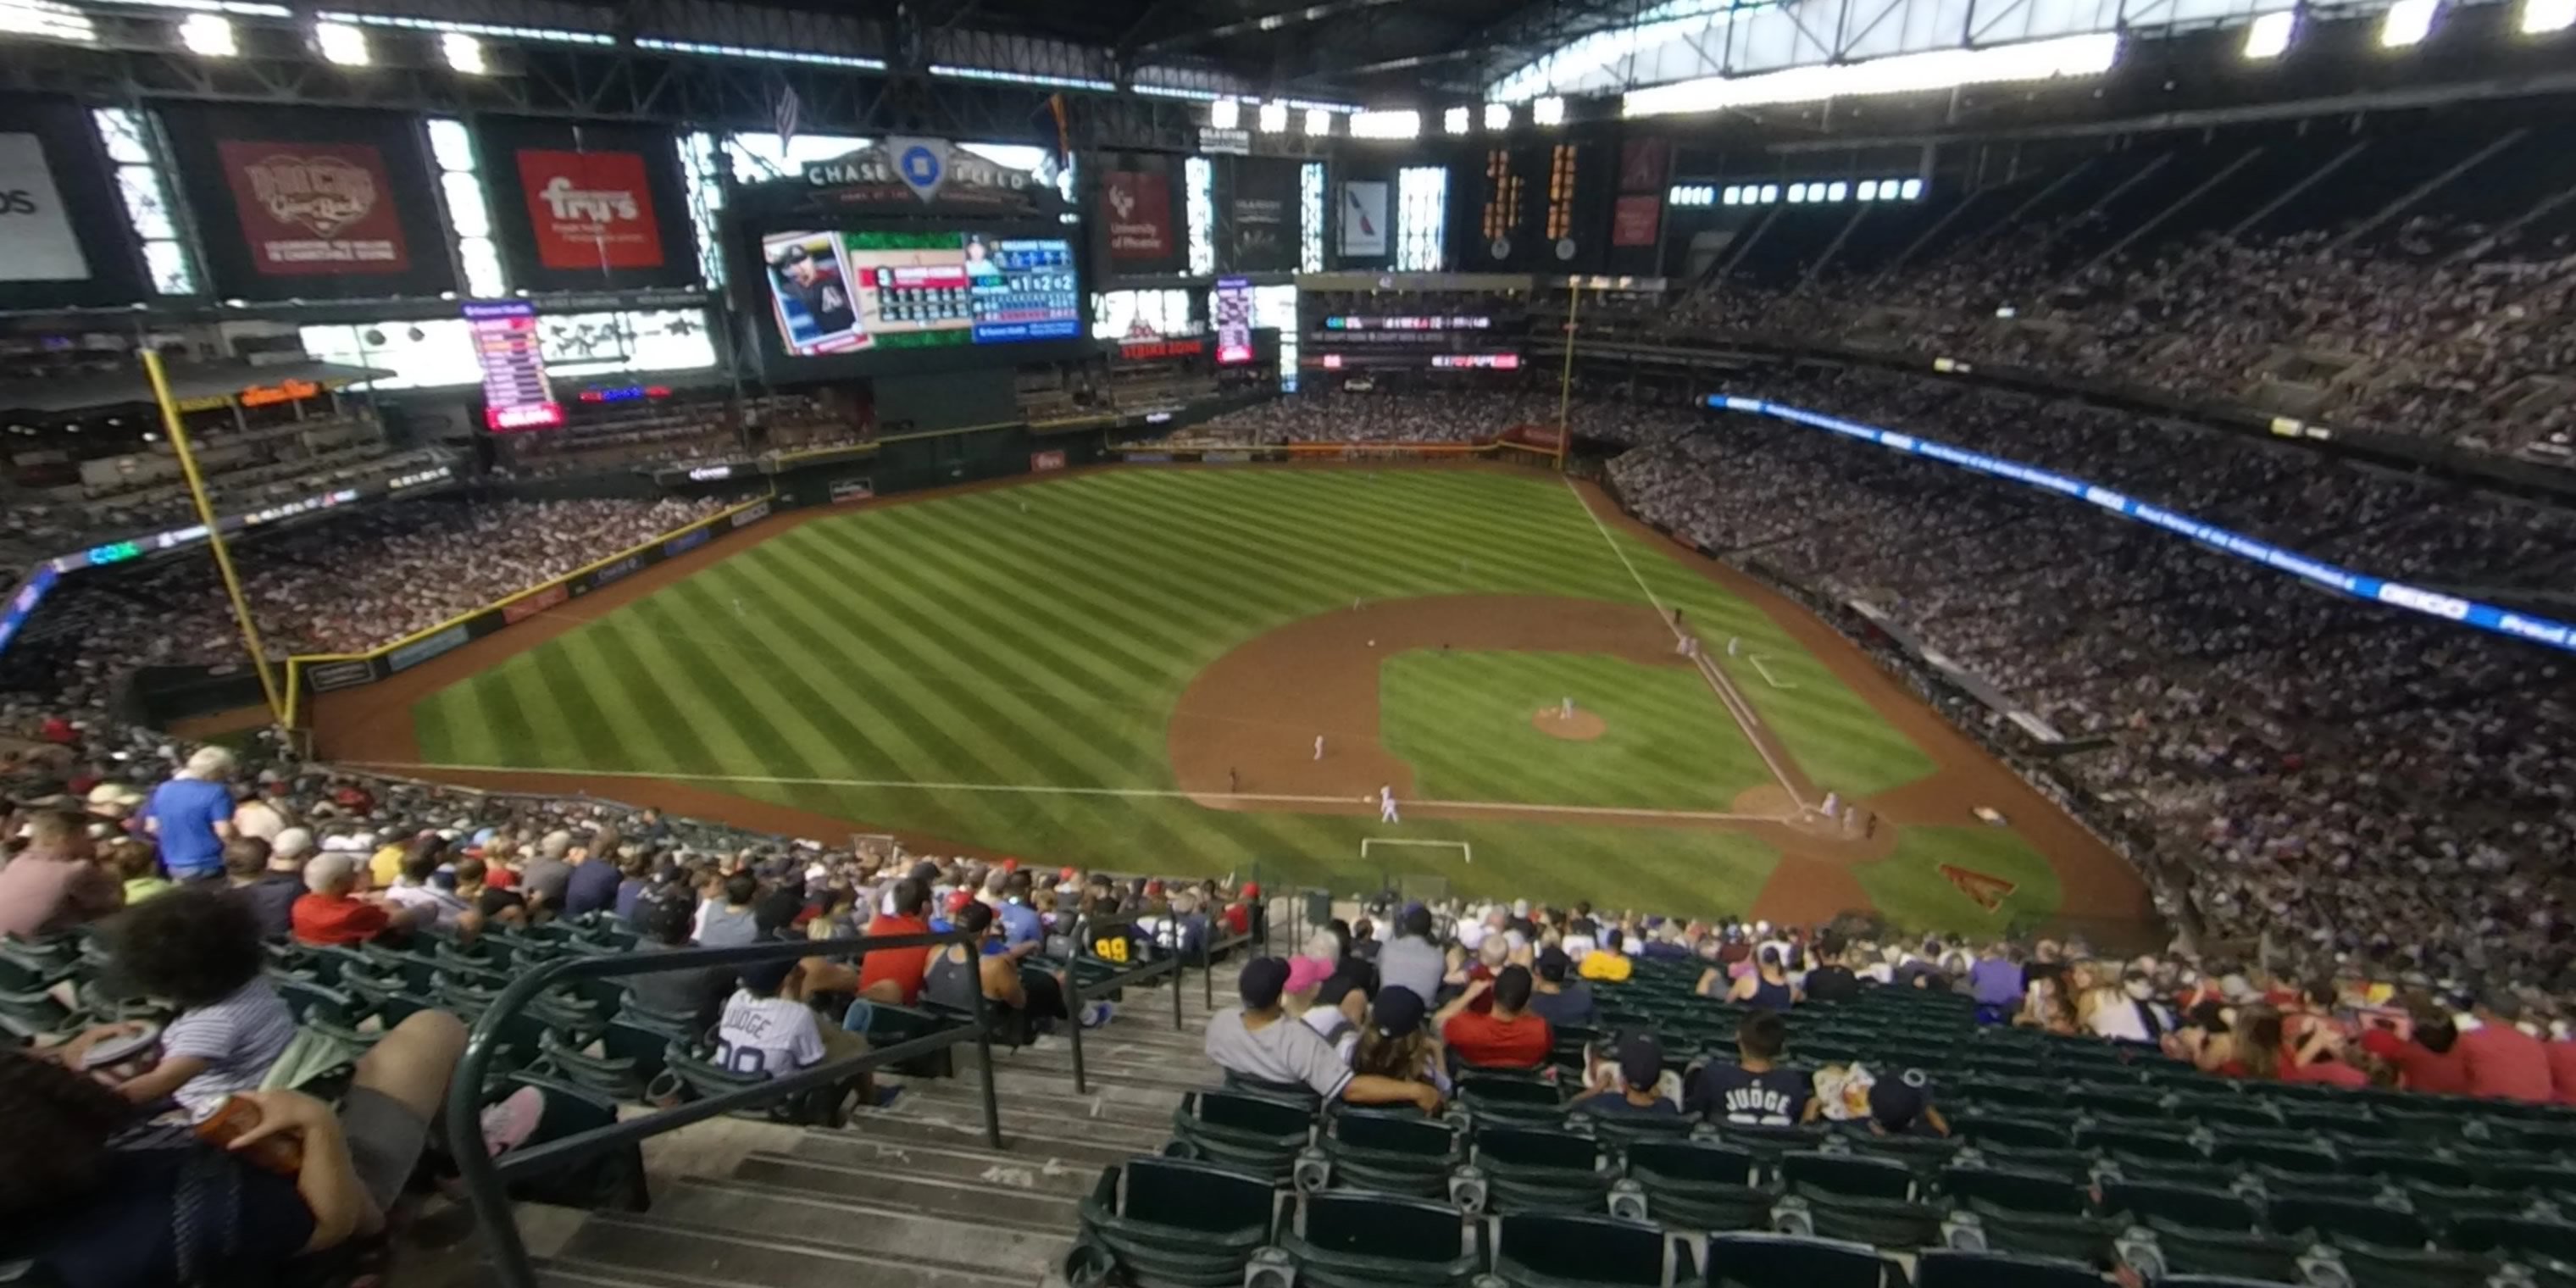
410;467;2035;924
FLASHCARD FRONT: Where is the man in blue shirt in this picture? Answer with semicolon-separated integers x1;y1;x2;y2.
993;870;1045;953
142;747;239;881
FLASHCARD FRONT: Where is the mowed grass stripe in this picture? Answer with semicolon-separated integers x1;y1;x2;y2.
579;611;736;777
630;583;851;818
710;553;993;839
603;595;780;780
545;630;697;774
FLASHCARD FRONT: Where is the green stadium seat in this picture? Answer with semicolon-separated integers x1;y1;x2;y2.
1702;1232;1898;1288
1069;1158;1280;1288
2101;1181;2257;1230
2078;1122;2204;1163
1913;1250;2100;1288
2443;1214;2576;1264
1169;1089;1314;1181
2068;1086;2166;1119
1320;1108;1464;1197
2330;1242;2498;1288
1222;1069;1324;1109
2268;1196;2431;1250
2139;1219;2309;1284
2169;1093;2285;1130
1277;1191;1480;1288
1712;1124;1826;1169
1492;1213;1688;1288
1617;1141;1767;1231
1948;1112;2073;1151
2344;1147;2474;1191
1466;1126;1618;1215
275;978;362;1026
2211;1137;2339;1175
1940;1166;2088;1215
1459;1074;1568;1129
1836;1128;1960;1176
1781;1152;1913;1202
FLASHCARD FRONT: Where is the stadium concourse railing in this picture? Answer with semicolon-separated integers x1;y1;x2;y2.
277;493;782;728
449;919;1252;1288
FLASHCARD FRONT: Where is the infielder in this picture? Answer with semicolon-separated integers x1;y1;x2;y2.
1313;735;1325;761
1379;785;1400;824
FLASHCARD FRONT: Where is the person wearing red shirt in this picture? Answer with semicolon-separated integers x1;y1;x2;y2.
853;878;937;1005
291;854;421;947
2358;1016;2473;1096
1439;965;1553;1070
2457;997;2555;1102
2546;1031;2576;1107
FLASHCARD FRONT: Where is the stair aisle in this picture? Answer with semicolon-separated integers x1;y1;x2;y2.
522;961;1244;1288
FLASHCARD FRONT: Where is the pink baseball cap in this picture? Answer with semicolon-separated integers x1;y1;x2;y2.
1285;955;1335;996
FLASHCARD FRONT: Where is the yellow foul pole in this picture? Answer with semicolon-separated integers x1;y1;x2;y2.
1554;279;1581;472
142;349;285;726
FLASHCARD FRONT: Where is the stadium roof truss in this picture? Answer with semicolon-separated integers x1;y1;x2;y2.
1482;0;2443;105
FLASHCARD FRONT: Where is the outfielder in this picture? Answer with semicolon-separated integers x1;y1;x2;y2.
1379;785;1400;824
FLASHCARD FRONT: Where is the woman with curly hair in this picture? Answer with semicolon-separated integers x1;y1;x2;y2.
0;1007;466;1286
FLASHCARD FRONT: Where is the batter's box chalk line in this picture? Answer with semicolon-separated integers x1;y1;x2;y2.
1363;837;1473;865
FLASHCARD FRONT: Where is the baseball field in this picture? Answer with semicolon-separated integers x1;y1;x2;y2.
322;464;2153;938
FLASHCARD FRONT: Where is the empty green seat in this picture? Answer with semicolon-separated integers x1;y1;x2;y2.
2269;1196;2429;1250
1704;1232;1897;1288
1493;1213;1685;1288
1320;1108;1463;1197
1621;1141;1769;1232
1468;1126;1617;1215
1914;1250;2099;1288
1279;1191;1479;1288
1170;1089;1314;1180
1070;1158;1278;1288
2101;1181;2257;1231
1459;1075;1568;1129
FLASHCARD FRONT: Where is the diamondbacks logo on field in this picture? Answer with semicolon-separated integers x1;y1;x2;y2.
243;153;378;236
1939;863;2018;912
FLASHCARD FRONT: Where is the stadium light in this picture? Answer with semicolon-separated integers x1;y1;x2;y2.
2379;0;2438;44
441;31;485;72
1302;107;1332;136
1625;32;2118;116
178;12;236;54
1210;96;1241;129
1857;180;1879;200
1900;178;1923;200
1721;185;1741;204
1532;95;1566;125
2522;0;2575;32
316;19;369;64
0;0;98;44
1443;106;1471;134
2242;10;2296;58
1351;109;1421;139
1484;103;1511;130
1258;101;1290;132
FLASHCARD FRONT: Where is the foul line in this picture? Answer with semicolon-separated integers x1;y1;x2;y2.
1562;477;1806;807
1749;655;1798;690
335;759;1794;824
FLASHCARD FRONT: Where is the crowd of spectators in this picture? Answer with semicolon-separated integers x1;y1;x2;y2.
1606;368;2576;985
1206;897;2576;1123
1624;213;2576;459
1198;390;1694;446
0;496;729;710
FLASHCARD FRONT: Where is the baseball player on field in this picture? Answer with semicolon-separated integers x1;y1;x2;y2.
1379;786;1400;824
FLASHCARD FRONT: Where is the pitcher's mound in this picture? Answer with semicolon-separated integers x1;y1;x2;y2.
1534;708;1607;741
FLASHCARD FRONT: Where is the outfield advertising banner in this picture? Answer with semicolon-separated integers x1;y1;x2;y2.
217;140;414;275
1102;170;1174;261
386;625;471;673
501;583;569;625
1340;181;1389;258
0;95;147;310
164;105;453;301
475;117;699;292
1225;158;1298;273
1030;449;1067;473
516;148;665;270
0;132;88;282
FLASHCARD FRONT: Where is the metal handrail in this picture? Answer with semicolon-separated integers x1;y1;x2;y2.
445;928;997;1288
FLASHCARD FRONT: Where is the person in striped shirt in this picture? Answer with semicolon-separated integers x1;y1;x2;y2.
51;887;297;1119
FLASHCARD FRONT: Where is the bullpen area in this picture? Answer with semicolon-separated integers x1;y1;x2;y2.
319;464;2151;937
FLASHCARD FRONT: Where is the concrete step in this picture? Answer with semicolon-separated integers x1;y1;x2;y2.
640;1176;1069;1267
731;1152;1085;1228
545;1207;1046;1288
788;1128;1135;1185
945;1062;1207;1109
805;1113;1159;1171
851;1091;1175;1152
886;1076;1180;1131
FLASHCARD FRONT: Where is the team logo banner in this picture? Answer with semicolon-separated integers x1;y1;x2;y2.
1102;170;1174;260
217;139;411;275
0;132;89;283
516;149;664;269
1340;180;1389;258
